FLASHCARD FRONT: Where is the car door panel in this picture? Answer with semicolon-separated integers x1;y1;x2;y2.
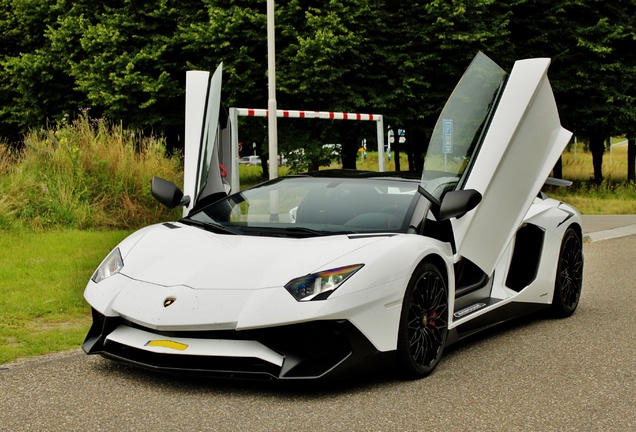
183;64;225;216
451;58;572;275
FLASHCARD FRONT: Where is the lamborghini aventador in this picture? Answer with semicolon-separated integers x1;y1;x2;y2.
83;52;583;380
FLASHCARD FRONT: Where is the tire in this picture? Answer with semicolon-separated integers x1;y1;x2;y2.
551;227;583;317
396;261;449;379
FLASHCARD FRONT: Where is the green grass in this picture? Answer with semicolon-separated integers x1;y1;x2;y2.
0;229;131;364
559;140;630;183
548;142;636;214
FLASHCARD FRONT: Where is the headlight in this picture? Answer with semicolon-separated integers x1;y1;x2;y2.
284;264;364;302
91;248;124;283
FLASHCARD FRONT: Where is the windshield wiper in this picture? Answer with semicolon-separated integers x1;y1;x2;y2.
284;227;358;236
284;226;329;236
181;218;241;235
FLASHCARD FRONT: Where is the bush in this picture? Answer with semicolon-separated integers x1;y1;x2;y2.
0;115;183;230
0;144;19;230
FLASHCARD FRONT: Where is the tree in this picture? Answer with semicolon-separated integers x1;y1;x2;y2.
2;0;635;185
178;0;268;108
273;0;514;171
604;1;636;182
1;0;228;147
0;0;76;144
276;0;376;169
359;0;512;171
49;0;206;146
508;0;636;183
0;0;58;57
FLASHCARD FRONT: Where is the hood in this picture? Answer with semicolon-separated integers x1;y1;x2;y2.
120;223;386;289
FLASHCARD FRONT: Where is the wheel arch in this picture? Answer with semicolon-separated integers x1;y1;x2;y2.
396;253;451;378
568;221;583;243
550;221;584;317
419;253;450;288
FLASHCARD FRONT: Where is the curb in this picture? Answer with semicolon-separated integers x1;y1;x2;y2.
584;224;636;242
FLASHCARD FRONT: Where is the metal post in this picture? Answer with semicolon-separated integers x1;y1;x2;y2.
267;0;278;180
377;116;385;172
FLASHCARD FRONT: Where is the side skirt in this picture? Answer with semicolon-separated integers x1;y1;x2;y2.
446;301;549;346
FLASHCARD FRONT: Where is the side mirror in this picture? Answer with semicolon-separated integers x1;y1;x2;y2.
438;189;482;221
151;176;190;209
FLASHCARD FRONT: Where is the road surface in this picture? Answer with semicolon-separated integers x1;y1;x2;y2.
1;236;635;431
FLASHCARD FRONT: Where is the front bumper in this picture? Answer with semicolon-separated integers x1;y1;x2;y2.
83;308;389;380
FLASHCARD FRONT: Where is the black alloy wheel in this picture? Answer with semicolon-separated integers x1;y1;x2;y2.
551;227;583;317
397;261;449;378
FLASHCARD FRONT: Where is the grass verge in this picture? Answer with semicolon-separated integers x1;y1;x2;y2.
0;229;131;364
0;115;182;231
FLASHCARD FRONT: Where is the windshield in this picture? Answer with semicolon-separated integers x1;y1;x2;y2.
185;176;419;237
421;52;507;201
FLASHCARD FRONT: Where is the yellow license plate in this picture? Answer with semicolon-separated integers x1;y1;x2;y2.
145;340;189;351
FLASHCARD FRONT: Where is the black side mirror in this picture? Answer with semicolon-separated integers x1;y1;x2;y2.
437;189;482;221
151;176;190;209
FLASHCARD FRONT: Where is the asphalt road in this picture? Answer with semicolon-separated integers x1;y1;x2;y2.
2;236;635;432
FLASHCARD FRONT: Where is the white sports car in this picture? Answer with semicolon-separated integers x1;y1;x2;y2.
83;53;583;380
